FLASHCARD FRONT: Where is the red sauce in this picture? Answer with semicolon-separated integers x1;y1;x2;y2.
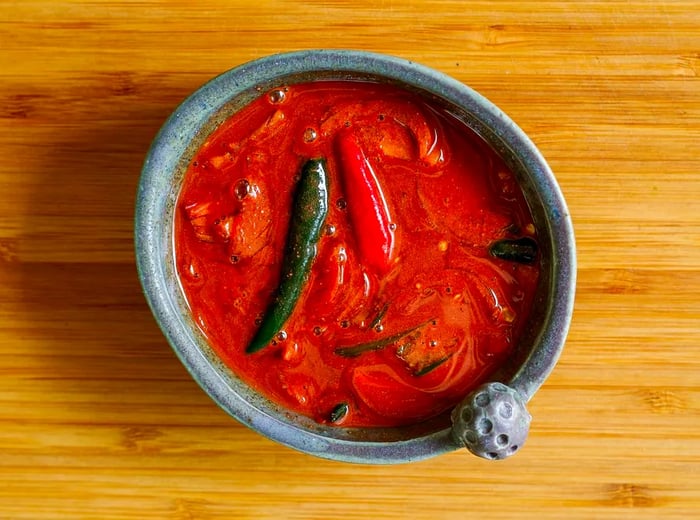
175;81;540;427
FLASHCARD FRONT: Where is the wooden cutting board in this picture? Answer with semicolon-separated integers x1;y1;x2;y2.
1;1;698;518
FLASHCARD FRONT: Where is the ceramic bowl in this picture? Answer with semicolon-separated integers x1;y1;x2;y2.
135;50;576;464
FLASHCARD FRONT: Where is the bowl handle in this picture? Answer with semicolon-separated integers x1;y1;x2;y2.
450;382;531;460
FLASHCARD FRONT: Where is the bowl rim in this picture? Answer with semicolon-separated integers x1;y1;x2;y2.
135;49;576;464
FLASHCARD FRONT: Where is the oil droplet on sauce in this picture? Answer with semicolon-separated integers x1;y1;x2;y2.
303;127;318;143
268;89;286;104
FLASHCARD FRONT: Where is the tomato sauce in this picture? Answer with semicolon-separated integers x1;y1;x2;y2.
175;81;540;427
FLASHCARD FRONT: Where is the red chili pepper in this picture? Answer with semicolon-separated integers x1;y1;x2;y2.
337;130;396;275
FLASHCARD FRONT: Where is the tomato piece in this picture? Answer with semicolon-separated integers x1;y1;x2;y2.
228;182;273;261
351;364;443;421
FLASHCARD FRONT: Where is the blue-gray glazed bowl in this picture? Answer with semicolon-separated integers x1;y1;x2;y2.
135;50;576;464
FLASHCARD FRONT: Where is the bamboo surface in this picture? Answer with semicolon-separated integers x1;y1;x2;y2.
1;1;699;518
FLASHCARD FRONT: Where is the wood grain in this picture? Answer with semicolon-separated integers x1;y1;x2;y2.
1;1;699;518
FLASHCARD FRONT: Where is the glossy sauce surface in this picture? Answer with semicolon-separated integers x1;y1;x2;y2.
175;81;540;427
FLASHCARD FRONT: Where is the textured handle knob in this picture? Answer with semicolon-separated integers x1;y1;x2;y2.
450;382;531;460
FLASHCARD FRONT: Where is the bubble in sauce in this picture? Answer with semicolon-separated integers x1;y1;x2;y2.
234;178;251;200
268;89;286;104
303;127;318;143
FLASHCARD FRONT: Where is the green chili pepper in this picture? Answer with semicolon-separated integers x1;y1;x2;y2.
368;302;390;329
413;354;453;377
329;402;349;423
489;237;538;264
246;158;329;354
334;319;434;358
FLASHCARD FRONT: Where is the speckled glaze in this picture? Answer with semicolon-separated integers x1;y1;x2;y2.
135;50;576;464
